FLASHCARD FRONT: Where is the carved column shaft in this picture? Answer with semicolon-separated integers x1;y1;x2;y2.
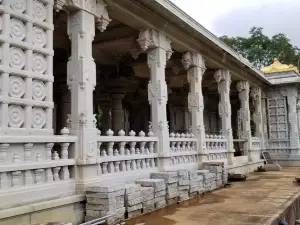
67;10;97;161
182;52;206;155
251;87;264;149
214;70;234;164
237;81;252;161
147;47;169;155
237;81;252;155
138;28;172;170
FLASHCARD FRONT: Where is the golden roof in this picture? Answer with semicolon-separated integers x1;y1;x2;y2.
261;58;299;74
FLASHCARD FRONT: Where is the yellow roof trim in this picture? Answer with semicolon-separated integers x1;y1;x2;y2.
261;58;299;74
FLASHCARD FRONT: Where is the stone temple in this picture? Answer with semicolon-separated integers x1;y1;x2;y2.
0;0;299;224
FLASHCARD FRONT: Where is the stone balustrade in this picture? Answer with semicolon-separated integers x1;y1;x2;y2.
0;128;76;208
205;134;227;161
169;132;198;168
95;129;159;175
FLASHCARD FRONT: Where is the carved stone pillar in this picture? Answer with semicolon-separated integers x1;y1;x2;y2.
111;93;125;132
237;81;252;160
251;87;264;148
214;70;234;165
182;52;206;161
67;10;98;164
287;88;300;149
137;29;172;170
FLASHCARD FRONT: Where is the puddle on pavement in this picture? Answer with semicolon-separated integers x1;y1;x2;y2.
125;193;228;225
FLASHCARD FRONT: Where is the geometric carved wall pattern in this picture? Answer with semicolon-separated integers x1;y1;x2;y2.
0;0;53;135
267;98;288;141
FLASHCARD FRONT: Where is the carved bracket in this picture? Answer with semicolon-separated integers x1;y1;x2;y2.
182;52;206;71
236;81;249;92
55;0;111;32
214;69;231;84
137;29;173;60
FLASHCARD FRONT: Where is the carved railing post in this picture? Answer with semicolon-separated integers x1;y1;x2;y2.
182;52;206;163
214;70;234;165
137;28;172;170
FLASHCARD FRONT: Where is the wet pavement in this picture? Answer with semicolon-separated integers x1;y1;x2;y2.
126;168;300;225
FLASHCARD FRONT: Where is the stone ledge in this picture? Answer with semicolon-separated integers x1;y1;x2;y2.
228;159;264;169
0;195;85;219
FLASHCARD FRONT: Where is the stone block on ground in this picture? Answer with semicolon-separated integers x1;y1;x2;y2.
141;187;154;202
86;189;124;199
155;199;167;209
150;172;178;184
136;179;165;187
189;191;198;198
154;190;166;198
177;170;189;178
154;184;166;192
178;179;190;186
154;195;165;203
86;202;123;211
86;195;124;205
125;183;141;194
86;183;125;193
143;203;155;213
166;191;178;199
126;197;143;207
127;203;142;212
178;190;189;201
127;209;142;219
178;185;189;191
86;207;125;219
166;197;178;205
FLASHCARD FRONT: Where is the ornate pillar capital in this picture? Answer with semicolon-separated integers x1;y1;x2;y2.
214;69;231;84
236;80;250;93
250;87;261;101
56;0;111;32
181;52;206;70
137;29;173;60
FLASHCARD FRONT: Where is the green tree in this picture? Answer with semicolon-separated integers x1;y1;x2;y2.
220;27;300;69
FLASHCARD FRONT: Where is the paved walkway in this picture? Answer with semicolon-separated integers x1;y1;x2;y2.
126;168;300;225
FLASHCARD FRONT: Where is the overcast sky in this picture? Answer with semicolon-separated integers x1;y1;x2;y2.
170;0;300;47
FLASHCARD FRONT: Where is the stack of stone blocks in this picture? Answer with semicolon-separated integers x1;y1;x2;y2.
141;185;155;213
198;163;228;191
136;179;167;210
177;170;190;201
84;166;227;223
124;184;143;219
197;169;216;191
85;183;125;224
150;172;179;205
